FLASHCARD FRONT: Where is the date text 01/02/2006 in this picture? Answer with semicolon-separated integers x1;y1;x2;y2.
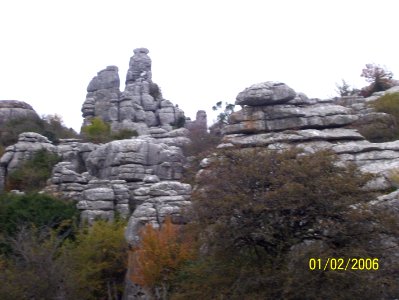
308;258;379;271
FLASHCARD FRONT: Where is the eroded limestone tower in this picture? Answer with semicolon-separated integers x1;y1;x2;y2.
81;48;185;135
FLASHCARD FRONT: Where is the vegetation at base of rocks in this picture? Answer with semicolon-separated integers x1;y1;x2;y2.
182;128;221;185
82;117;138;143
130;217;194;299
174;116;186;129
0;212;127;300
81;117;112;143
64;219;128;300
360;64;395;97
6;149;61;192
361;92;399;142
0;192;78;255
0;114;78;147
0;226;76;300
168;148;399;299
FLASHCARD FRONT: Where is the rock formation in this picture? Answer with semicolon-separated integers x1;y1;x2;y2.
185;110;208;133
216;82;399;191
0;100;40;126
82;48;186;135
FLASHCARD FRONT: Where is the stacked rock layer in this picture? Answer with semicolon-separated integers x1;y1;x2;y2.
219;82;399;191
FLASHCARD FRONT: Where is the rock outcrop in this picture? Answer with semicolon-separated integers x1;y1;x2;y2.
185;110;208;133
0;100;40;126
82;66;120;127
218;82;399;191
82;48;185;135
0;132;57;191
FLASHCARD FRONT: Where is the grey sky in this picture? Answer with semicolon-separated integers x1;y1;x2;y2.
1;0;398;131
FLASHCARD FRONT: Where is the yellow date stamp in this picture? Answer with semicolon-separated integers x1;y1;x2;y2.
309;258;379;271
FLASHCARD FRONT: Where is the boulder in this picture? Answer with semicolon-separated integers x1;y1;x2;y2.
0;100;40;126
236;82;296;106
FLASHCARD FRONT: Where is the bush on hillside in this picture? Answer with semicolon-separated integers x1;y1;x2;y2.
130;217;194;299
0;219;126;300
0;114;78;147
81;117;111;143
358;92;399;142
170;148;399;299
64;219;128;300
6;149;61;192
82;117;138;143
0;193;78;255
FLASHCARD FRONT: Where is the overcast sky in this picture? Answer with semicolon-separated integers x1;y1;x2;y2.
1;0;398;131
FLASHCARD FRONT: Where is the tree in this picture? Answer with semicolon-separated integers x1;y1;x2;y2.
0;115;78;148
212;101;235;124
171;148;399;299
335;79;359;97
130;217;194;299
0;226;74;300
360;64;394;97
0;192;78;255
65;219;128;300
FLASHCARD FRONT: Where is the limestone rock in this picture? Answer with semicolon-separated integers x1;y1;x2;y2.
126;48;152;84
185;110;208;133
87;66;120;93
85;138;185;181
81;48;187;135
82;66;120;124
224;103;358;134
236;82;296;106
0;100;40;126
125;180;192;246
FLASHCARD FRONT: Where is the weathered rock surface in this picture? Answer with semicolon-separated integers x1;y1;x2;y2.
86;137;185;182
224;102;358;135
185;110;208;133
125;180;192;246
0;100;40;126
219;83;399;191
236;82;296;106
82;66;121;126
82;48;186;135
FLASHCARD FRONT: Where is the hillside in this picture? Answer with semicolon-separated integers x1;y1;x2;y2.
0;49;399;299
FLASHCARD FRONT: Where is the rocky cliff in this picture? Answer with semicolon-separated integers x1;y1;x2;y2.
215;82;399;192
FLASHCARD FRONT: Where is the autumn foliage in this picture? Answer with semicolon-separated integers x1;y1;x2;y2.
129;217;193;297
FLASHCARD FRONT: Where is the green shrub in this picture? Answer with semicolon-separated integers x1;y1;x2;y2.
82;117;138;143
6;149;60;192
175;116;186;129
64;219;128;300
81;117;111;143
0;193;78;255
365;92;399;141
